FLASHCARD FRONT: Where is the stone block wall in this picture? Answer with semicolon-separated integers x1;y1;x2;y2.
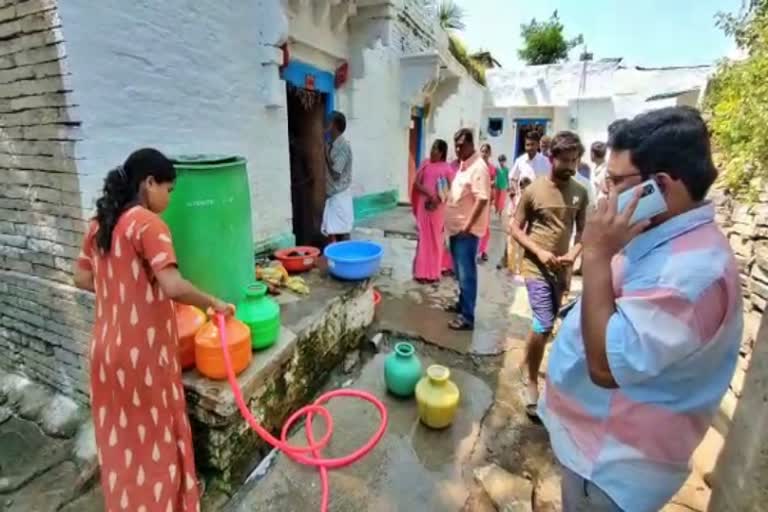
0;0;92;403
393;0;437;55
713;188;768;408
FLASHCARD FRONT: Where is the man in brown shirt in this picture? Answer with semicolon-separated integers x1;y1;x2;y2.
509;131;589;418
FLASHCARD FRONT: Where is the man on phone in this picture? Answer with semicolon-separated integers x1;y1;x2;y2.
509;131;589;417
538;107;742;511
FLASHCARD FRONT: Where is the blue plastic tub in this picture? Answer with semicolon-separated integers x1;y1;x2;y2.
324;240;383;280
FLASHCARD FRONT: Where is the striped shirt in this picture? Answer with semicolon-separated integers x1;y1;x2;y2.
540;202;743;512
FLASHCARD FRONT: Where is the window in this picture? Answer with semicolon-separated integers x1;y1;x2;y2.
488;118;504;137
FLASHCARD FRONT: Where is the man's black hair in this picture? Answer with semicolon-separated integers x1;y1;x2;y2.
525;131;541;143
608;106;717;201
329;111;346;133
591;141;607;159
454;127;474;145
550;131;582;159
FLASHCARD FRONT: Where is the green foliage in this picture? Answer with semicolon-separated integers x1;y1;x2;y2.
420;0;486;84
518;11;584;65
436;0;465;31
705;0;768;198
448;34;486;85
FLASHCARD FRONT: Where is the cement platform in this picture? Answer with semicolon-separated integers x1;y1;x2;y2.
182;271;375;490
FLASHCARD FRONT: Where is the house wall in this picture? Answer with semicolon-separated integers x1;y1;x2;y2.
425;75;486;163
286;2;349;67
56;0;293;246
343;43;408;203
482;106;557;157
570;97;615;157
0;0;92;402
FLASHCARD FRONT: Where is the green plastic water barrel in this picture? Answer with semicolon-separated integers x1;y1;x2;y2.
163;155;254;305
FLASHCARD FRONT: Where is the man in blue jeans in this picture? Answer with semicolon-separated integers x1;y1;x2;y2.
445;128;491;330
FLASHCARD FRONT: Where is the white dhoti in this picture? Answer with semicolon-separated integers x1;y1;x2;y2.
322;189;354;235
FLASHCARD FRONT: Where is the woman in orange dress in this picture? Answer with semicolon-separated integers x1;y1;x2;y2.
73;148;234;512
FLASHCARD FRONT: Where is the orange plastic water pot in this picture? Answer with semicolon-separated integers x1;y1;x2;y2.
175;303;207;370
195;316;252;380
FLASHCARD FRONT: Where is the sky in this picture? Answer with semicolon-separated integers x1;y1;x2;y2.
454;0;743;68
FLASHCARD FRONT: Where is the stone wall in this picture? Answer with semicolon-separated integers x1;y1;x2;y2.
713;188;768;411
0;0;92;403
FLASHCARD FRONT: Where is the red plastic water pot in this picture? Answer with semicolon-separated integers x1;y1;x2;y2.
274;246;321;273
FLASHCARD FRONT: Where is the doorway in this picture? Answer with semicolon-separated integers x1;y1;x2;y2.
282;60;336;247
407;108;424;204
287;84;328;246
513;119;549;158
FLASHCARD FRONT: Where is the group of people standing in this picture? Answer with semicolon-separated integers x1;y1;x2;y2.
409;126;597;332
412;107;744;512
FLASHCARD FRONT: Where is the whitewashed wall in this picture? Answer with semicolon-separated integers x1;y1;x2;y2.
483;107;515;159
57;0;292;243
570;98;615;158
426;75;486;160
343;44;409;200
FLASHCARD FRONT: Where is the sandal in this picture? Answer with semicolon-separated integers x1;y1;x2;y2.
448;317;473;331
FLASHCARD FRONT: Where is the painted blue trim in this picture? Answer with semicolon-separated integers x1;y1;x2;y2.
414;113;424;166
282;59;335;115
513;118;549;126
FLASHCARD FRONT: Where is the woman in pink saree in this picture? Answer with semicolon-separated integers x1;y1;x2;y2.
411;139;453;283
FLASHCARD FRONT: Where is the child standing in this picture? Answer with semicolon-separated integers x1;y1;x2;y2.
494;154;510;216
73;148;234;512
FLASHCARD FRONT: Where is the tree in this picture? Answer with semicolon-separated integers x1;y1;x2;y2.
705;0;768;197
518;11;584;66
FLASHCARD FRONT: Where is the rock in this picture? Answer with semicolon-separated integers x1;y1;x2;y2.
0;373;31;408
72;420;97;464
406;290;423;304
730;366;747;398
533;473;561;512
343;351;360;374
17;383;52;421
4;461;80;512
369;332;384;352
752;294;766;312
0;406;12;425
40;395;82;438
749;279;768;302
59;485;104;512
474;464;533;512
0;417;73;494
720;388;738;422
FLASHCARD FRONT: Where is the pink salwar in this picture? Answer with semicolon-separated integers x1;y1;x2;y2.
412;160;454;281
